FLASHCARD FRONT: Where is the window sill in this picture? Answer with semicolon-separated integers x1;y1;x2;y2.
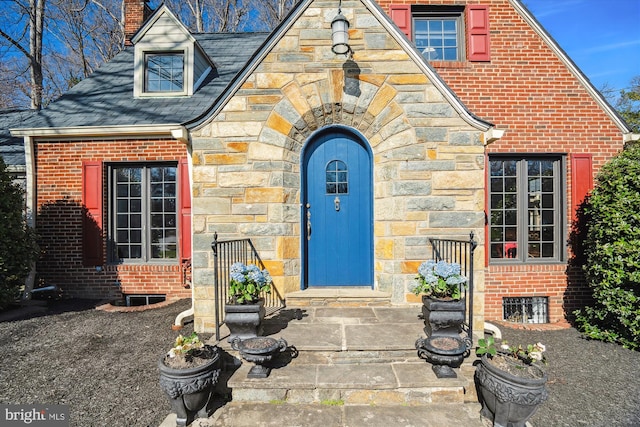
488;263;567;272
106;261;180;268
136;91;189;98
489;259;565;265
429;60;470;69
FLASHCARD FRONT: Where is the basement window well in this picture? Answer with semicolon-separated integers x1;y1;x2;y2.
503;297;548;324
126;294;166;307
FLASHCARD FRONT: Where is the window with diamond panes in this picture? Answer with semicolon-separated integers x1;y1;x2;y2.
489;157;562;262
111;164;177;262
326;160;348;194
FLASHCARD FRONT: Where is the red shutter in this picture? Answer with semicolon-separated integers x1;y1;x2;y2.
179;158;191;260
467;5;491;61
390;4;412;40
82;161;103;266
571;154;593;219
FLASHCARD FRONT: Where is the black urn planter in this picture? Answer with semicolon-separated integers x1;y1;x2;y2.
158;345;221;427
422;295;466;338
224;299;265;343
231;336;289;378
416;335;467;378
474;354;548;427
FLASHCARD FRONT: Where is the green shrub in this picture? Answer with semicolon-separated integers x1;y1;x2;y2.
574;143;640;350
0;158;39;309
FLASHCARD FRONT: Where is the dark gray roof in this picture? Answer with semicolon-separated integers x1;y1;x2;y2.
1;109;35;167
17;33;269;131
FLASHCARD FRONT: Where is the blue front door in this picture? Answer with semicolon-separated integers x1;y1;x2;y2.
303;129;373;287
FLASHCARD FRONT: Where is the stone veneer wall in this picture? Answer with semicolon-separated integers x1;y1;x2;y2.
190;0;486;333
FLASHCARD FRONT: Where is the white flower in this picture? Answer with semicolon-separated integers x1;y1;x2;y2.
529;351;543;362
501;344;510;350
535;342;546;352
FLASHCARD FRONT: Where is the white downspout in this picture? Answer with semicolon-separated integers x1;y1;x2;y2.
172;133;194;330
22;136;37;300
172;306;194;330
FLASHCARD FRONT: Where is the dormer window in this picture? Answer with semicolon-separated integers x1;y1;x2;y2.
145;52;185;93
131;5;214;98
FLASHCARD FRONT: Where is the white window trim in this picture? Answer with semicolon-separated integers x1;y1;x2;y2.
412;6;465;62
134;42;194;98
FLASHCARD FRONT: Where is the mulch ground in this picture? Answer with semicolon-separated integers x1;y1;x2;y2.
0;298;639;427
0;298;197;427
499;324;640;427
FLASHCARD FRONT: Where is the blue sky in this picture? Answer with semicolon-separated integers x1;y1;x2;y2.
524;0;640;94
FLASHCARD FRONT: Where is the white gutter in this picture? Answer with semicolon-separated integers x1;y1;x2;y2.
11;124;189;143
482;128;505;145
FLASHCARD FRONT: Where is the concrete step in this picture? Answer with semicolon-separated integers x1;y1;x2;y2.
285;288;392;307
225;356;472;405
214;306;479;407
160;401;485;427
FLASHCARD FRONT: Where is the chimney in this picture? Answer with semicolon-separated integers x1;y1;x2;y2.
124;0;152;46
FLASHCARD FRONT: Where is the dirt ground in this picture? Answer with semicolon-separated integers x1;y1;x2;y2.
0;298;197;427
0;298;639;427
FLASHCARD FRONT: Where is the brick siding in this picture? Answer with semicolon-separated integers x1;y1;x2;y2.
379;0;624;323
34;138;191;301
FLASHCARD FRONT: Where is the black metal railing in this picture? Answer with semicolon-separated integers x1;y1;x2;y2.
428;232;478;345
211;232;285;341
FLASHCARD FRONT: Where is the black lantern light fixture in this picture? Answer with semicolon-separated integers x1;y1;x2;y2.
331;0;351;55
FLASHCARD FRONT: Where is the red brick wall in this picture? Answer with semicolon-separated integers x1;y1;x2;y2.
35;138;191;301
380;0;625;322
124;0;151;46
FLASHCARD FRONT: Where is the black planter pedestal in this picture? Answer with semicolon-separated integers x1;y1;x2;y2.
417;296;469;378
158;345;221;427
416;336;467;378
231;336;288;378
422;296;466;338
474;354;548;427
224;299;266;343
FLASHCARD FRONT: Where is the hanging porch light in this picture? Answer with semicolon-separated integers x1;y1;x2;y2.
331;1;351;55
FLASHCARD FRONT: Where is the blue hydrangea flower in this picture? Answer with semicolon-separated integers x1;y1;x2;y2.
446;275;466;285
249;270;266;285
434;260;455;278
414;258;467;299
262;269;272;284
230;271;246;283
422;271;438;284
418;260;436;277
231;262;246;275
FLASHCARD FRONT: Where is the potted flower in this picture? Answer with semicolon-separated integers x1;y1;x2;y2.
474;335;548;427
413;260;468;338
158;332;221;427
224;262;272;342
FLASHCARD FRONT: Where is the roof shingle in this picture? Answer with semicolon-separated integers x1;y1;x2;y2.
18;33;269;130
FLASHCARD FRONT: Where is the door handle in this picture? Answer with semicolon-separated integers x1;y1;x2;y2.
306;203;312;240
334;196;340;212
